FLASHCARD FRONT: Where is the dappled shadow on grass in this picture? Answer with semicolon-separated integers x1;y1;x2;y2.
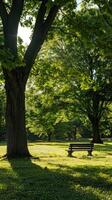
52;164;112;192
0;159;112;200
29;142;68;147
95;143;112;152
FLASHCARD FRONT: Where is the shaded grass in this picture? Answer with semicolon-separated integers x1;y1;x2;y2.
0;141;112;200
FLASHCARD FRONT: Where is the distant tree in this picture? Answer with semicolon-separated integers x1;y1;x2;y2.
37;31;112;143
56;38;112;143
54;5;112;143
25;37;91;141
26;61;71;142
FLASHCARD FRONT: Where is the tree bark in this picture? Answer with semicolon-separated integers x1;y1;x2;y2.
4;69;31;158
88;93;103;144
91;119;103;144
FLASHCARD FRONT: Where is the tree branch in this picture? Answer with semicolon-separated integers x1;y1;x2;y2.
24;2;59;81
9;0;24;29
2;0;24;54
24;1;47;65
0;0;8;26
44;5;59;29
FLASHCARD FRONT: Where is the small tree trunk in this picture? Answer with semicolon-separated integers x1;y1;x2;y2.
91;120;103;144
5;71;31;158
67;131;72;141
47;132;52;142
73;127;77;140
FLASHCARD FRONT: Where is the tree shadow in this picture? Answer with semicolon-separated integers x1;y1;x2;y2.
0;159;105;200
0;158;106;200
95;143;112;152
52;164;112;192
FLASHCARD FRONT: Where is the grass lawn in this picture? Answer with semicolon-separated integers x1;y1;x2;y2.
0;141;112;200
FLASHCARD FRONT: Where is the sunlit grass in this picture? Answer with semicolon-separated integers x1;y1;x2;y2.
0;141;112;200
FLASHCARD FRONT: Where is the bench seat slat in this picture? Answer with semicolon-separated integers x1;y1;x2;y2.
68;149;92;151
69;147;93;148
70;144;93;147
68;148;93;150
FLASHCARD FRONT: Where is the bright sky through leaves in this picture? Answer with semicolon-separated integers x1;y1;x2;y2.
18;25;31;45
18;0;82;44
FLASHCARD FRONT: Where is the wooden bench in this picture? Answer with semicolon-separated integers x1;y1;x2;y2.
67;143;94;157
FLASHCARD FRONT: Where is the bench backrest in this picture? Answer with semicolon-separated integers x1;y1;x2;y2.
69;143;94;149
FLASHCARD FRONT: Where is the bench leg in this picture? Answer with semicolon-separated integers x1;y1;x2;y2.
87;151;92;156
68;151;72;157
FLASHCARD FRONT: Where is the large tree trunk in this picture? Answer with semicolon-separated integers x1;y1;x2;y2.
4;69;31;158
88;93;103;144
91;119;103;144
